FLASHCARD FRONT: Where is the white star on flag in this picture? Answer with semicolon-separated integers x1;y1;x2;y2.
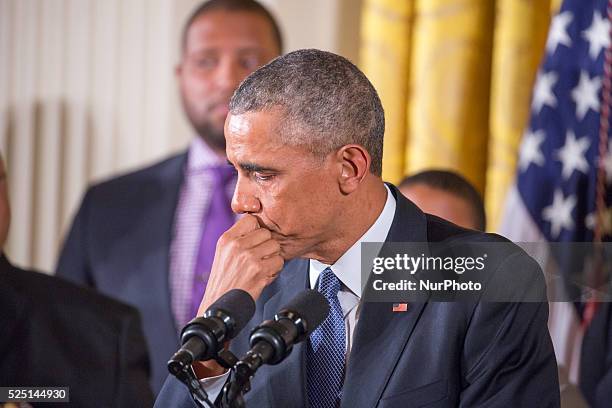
602;140;612;184
582;11;611;60
556;131;591;179
532;71;558;113
571;70;601;120
585;212;595;230
542;189;576;238
519;129;546;171
546;11;573;54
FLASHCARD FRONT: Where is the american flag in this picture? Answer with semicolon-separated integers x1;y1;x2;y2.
515;0;611;247
500;0;611;392
392;303;408;312
504;0;612;306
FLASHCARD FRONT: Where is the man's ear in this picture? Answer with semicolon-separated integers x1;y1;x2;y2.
336;144;371;194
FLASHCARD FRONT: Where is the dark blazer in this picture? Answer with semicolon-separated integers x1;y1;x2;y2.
580;302;612;408
56;152;188;394
155;185;560;407
0;255;154;408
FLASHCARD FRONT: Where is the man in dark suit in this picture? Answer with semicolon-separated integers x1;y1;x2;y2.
0;258;154;408
580;302;612;407
155;49;560;407
0;154;153;408
56;0;282;393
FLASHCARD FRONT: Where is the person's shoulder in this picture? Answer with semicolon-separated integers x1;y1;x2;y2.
78;151;187;209
425;214;545;301
424;213;510;244
96;151;187;187
424;213;528;267
7;263;139;321
88;151;187;194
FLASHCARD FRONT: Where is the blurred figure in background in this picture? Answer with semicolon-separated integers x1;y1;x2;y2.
398;169;486;231
56;0;282;393
0;152;154;407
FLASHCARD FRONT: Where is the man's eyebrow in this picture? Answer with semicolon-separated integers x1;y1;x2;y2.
236;162;279;173
236;46;269;54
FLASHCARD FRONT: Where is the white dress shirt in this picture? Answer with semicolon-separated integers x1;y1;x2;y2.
308;184;396;356
201;185;396;400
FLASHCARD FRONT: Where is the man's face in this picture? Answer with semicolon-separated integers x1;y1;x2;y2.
177;10;280;153
225;111;343;260
399;184;479;230
0;156;10;250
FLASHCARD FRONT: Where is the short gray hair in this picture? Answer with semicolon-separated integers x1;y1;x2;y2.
229;49;385;176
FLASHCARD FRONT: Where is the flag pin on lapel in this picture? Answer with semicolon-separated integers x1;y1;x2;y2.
392;303;408;312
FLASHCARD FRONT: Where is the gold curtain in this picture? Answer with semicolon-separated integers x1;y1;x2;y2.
359;0;414;183
359;0;559;230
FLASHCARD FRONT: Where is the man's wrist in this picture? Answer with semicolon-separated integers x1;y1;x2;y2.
193;360;227;379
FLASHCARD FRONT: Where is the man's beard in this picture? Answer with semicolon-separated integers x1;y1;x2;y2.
193;120;226;153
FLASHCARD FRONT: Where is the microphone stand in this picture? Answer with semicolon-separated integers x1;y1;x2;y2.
169;348;239;408
218;290;327;407
172;363;215;408
219;368;248;408
219;342;275;408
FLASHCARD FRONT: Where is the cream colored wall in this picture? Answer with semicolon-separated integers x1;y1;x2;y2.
0;0;362;272
261;0;362;62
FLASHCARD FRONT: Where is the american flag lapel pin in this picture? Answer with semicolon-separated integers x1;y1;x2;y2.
392;303;408;312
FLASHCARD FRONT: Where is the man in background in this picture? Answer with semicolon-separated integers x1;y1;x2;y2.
56;0;282;393
398;169;486;231
0;152;154;407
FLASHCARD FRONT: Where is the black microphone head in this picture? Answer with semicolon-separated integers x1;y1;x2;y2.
277;289;329;334
205;289;256;338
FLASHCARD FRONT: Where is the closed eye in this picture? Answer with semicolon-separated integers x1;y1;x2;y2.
253;172;275;182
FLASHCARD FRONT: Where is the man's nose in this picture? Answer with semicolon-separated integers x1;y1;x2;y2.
214;58;244;92
231;188;262;214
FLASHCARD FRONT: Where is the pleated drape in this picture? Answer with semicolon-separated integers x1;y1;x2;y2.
0;0;181;271
360;0;561;230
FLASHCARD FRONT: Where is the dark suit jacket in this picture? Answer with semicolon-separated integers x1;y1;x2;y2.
155;185;560;407
580;302;612;408
0;255;153;407
56;152;187;394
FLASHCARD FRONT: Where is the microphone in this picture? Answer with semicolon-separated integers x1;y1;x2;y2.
221;289;329;406
244;289;329;367
168;289;256;375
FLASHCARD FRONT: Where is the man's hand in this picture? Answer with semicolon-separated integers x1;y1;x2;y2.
197;214;284;315
192;214;283;379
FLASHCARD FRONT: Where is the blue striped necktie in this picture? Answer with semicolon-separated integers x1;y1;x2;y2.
307;267;346;408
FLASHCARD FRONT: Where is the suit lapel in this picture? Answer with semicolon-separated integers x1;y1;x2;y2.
139;153;186;334
341;302;427;407
262;259;310;408
341;184;430;407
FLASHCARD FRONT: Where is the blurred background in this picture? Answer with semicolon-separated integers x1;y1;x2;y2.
0;0;365;271
0;0;574;272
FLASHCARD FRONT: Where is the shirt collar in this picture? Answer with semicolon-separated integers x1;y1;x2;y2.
309;184;396;298
187;137;226;172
